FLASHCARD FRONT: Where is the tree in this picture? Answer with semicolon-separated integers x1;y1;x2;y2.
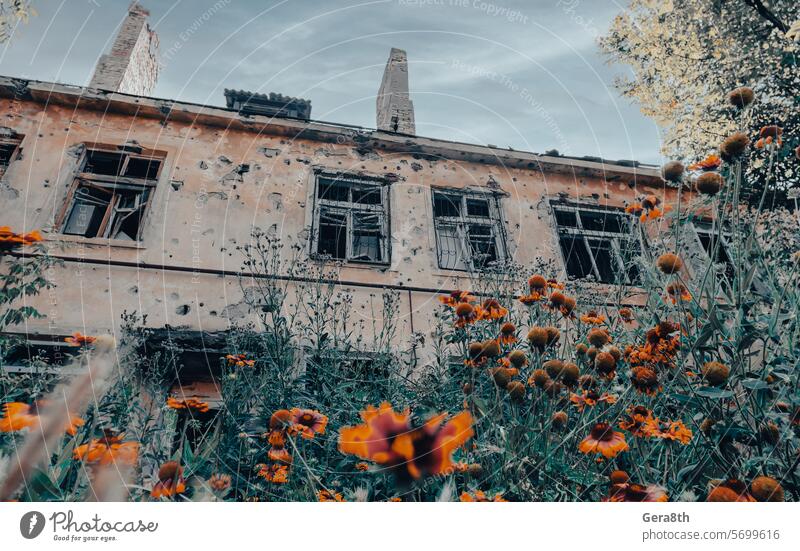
0;0;33;43
601;0;799;208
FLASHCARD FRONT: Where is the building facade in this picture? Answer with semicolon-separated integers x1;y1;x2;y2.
0;3;686;380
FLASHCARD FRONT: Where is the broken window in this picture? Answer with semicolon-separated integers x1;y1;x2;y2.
312;174;389;264
432;190;506;271
552;203;643;285
0;132;22;179
58;146;163;241
1;336;83;374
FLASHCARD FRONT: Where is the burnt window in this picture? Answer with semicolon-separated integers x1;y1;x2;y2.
1;336;83;374
0;132;22;179
552;203;643;285
432;190;506;271
58;146;163;241
312;174;389;264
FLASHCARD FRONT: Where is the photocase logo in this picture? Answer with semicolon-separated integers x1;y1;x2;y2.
19;511;45;539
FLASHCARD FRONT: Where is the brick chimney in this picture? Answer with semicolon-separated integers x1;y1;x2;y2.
376;48;415;135
89;2;159;96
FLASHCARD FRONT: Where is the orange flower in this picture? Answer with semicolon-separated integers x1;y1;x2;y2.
666;282;691;303
166;396;210;413
707;480;755;502
289;408;328;439
460;490;507;502
355;462;370;471
687;154;722;172
226;354;255;367
439;290;475;307
477;298;508;320
626;196;670;222
631;366;662;396
648;420;693;445
578;423;628;458
569;390;616;412
256;463;289;483
580;310;605;325
338;402;473;482
151;461;186;499
498;322;517;345
64;332;97;347
618;307;634;322
618;406;657;437
754;126;783;149
0;226;43;251
454;302;478;328
0;401;84;435
73;429;140;466
208;474;232;493
318;489;345;502
0;402;38;432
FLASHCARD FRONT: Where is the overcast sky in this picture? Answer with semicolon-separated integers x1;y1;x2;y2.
0;0;663;164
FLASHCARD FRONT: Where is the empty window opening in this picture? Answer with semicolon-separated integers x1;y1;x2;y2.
432;190;506;271
0;133;23;178
552;203;643;285
312;174;389;264
58;146;163;241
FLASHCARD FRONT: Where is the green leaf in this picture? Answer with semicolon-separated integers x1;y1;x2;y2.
695;387;734;399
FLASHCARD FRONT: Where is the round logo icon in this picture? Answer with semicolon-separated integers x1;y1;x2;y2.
19;511;45;539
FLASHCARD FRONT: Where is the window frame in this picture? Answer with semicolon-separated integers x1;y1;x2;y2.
431;188;507;272
55;144;164;242
0;132;23;180
309;171;391;266
550;201;644;285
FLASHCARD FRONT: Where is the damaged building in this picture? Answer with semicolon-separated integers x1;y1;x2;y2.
0;2;710;398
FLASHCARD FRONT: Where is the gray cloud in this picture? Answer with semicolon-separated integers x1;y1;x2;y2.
0;0;663;163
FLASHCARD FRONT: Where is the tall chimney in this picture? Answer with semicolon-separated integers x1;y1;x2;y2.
376;48;415;135
89;2;159;96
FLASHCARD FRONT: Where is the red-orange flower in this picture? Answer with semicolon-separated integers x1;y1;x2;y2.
477;298;508;320
0;226;43;251
687;154;722;172
569;390;616;412
454;303;478;328
647;419;693;445
0;402;38;432
318;489;345;502
0;401;84;435
631;366;662;396
151;461;186;499
578;423;628;458
289;408;328;439
580;310;605;325
73;429;139;466
754;126;783;149
618;406;658;437
256;463;289;483
338;402;473;482
498;322;517;345
439;290;475;307
666;282;691;303
226;354;255;367
166;396;210;413
460;490;507;502
64;332;97;347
